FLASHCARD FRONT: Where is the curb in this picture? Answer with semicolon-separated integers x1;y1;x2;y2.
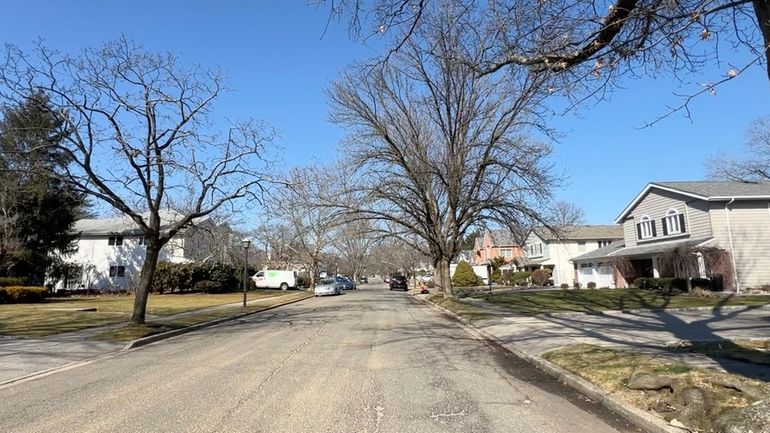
539;304;770;318
414;295;681;433
121;293;314;350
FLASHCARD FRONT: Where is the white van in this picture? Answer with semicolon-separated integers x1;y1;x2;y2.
252;270;298;290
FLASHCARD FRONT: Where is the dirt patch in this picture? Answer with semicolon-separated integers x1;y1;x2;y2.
543;344;770;433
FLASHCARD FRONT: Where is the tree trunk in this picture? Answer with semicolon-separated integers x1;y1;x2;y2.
436;257;454;298
131;241;161;324
754;0;770;82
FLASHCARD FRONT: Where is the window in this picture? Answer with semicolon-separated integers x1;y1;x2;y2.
138;236;148;246
108;236;124;246
637;215;656;240
597;240;612;248
663;209;685;235
109;265;126;278
577;240;586;251
500;248;512;257
538;243;543;254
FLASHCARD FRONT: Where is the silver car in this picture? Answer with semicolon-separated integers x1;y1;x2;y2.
314;278;341;296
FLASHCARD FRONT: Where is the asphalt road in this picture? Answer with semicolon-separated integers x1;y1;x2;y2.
0;285;638;433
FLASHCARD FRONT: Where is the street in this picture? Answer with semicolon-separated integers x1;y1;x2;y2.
0;285;637;433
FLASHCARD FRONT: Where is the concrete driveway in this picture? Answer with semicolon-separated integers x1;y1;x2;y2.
0;284;638;433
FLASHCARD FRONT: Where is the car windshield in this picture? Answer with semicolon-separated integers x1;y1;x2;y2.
393;276;407;281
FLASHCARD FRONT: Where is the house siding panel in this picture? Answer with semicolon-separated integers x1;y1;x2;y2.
625;189;712;244
708;201;770;288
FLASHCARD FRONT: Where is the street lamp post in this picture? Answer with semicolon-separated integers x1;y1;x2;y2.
241;238;251;307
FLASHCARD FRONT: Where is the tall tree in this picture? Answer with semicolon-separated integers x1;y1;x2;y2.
0;92;84;283
552;201;587;227
707;115;770;180
329;4;559;297
0;39;276;323
323;0;770;86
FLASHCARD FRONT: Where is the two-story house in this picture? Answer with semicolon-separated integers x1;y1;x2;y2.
55;210;217;291
522;225;623;287
571;181;770;291
473;229;524;265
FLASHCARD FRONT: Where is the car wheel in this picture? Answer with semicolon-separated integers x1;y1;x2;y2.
280;283;289;291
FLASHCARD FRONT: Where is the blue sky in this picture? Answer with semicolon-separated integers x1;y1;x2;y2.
1;1;767;225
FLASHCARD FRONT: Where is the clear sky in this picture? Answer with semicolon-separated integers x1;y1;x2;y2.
1;1;768;225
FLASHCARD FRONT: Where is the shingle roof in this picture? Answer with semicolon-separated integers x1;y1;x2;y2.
653;181;770;198
488;229;518;246
534;225;623;241
571;242;626;262
74;210;205;235
609;236;714;258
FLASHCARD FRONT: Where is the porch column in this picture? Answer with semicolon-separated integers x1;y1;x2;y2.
652;256;660;278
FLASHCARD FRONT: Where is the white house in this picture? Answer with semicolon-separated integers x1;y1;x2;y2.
55;210;217;291
521;225;624;287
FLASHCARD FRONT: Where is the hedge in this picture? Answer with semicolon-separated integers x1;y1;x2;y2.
0;277;27;287
151;262;249;294
633;277;689;293
510;271;531;285
0;286;47;304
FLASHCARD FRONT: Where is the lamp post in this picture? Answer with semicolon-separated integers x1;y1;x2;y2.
241;238;251;307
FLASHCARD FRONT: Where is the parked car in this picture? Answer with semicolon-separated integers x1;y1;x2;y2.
314;278;341;296
335;276;356;290
383;276;391;284
389;275;408;291
252;270;298;290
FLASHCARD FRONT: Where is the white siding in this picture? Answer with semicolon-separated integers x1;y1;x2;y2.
623;189;712;245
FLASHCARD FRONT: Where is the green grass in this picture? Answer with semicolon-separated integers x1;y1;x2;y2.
91;291;314;341
428;294;496;322
473;289;770;315
0;290;306;338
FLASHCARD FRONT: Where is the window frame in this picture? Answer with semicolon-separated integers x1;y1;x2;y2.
639;215;654;239
109;265;126;278
664;208;682;235
108;236;124;246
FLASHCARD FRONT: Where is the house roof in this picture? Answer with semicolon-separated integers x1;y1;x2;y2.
572;236;714;261
615;181;770;223
571;242;626;262
74;210;207;235
533;225;623;241
488;229;518;246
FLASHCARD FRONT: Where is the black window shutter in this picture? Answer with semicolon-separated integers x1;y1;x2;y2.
651;221;657;237
636;223;642;239
679;214;686;233
661;218;668;236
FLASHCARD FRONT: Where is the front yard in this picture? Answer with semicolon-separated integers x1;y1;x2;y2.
469;288;770;316
0;290;306;338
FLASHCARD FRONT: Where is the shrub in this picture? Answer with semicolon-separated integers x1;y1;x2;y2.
511;271;531;285
573;282;581;289
531;269;551;286
690;278;714;291
452;261;480;287
0;286;47;304
587;281;597;289
492;269;503;283
0;277;27;287
192;280;222;293
560;283;569;289
634;277;688;293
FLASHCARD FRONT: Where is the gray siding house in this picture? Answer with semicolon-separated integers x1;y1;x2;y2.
572;181;770;291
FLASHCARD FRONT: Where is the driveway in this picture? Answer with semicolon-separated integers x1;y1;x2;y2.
0;285;638;433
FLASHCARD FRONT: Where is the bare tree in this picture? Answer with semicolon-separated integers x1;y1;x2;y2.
332;218;382;282
329;5;560;297
707;115;770;181
252;219;302;270
552;201;587;227
321;1;770;109
0;39;277;323
271;167;340;287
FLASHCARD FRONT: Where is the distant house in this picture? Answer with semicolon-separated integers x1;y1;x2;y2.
54;210;217;291
473;229;524;265
572;181;770;291
522;225;623;287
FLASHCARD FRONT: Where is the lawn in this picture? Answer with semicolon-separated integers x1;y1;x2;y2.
92;291;314;341
472;288;770;315
427;294;497;321
0;290;305;338
543;344;770;432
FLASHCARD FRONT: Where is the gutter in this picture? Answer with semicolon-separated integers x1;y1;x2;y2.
724;198;741;293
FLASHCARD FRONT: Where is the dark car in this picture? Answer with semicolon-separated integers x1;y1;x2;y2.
335;276;356;290
389;275;408;291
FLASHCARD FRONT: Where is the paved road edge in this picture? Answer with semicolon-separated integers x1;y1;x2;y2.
413;294;682;433
122;292;315;350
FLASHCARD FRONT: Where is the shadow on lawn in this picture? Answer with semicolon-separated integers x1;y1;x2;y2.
491;290;770;381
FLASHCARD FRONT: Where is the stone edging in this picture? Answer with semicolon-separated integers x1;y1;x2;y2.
413;294;682;433
121;293;314;350
540;304;770;318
